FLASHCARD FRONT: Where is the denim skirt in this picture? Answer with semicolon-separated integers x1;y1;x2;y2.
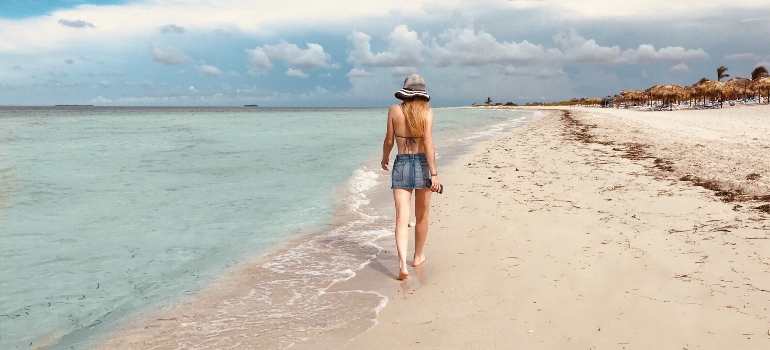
391;153;430;189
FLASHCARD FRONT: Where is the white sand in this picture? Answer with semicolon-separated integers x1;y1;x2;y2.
343;105;770;349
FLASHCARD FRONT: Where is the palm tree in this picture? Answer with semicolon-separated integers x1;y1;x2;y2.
697;77;709;84
751;66;769;81
485;97;492;105
717;66;730;81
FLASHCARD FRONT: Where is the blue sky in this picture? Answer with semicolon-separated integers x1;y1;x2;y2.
0;0;128;18
1;0;769;106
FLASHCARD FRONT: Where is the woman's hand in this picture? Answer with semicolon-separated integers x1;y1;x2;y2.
430;175;441;193
381;158;389;170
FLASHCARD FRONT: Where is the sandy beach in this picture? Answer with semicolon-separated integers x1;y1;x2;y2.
344;105;770;349
95;105;770;349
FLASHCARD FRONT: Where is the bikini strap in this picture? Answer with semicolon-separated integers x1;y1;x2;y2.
396;103;421;153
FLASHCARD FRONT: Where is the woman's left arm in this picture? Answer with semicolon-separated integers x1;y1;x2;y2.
422;108;441;192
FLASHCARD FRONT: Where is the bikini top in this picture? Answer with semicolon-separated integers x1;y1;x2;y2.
396;104;422;153
395;134;421;154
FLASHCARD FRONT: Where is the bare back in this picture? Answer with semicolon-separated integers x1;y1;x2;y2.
388;104;434;154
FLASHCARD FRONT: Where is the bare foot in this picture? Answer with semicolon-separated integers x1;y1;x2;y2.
412;254;426;267
397;261;409;280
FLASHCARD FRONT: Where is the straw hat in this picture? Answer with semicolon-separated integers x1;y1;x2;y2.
395;74;430;101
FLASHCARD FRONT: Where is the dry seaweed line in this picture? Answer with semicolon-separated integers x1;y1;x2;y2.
558;110;770;214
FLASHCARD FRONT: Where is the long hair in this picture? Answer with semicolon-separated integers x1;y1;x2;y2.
400;98;429;137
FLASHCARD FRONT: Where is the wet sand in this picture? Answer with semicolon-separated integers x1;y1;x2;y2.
343;105;770;349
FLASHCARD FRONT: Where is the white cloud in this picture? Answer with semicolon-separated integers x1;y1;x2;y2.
670;63;689;72
429;28;558;67
496;66;563;78
198;65;222;76
537;68;566;80
391;66;419;76
261;41;333;69
246;48;272;73
500;66;530;76
346;68;374;77
159;24;186;34
92;95;111;103
554;30;619;64
555;30;708;65
286;68;309;78
723;53;760;61
505;0;770;19
741;16;770;22
0;0;765;55
149;45;190;65
246;40;334;74
624;44;708;63
58;19;95;28
347;25;424;67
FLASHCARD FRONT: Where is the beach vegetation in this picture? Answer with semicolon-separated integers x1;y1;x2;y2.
717;66;730;81
751;66;768;81
479;64;770;108
524;100;574;106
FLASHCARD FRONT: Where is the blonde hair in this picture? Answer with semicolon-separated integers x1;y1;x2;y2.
400;99;429;137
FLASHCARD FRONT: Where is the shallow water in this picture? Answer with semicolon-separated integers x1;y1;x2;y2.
0;106;536;349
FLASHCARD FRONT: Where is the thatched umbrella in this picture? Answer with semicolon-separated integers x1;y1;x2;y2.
751;77;770;103
697;80;727;103
726;77;751;100
684;85;702;107
645;85;660;106
660;84;685;101
632;90;648;99
647;84;684;106
623;90;647;105
619;90;630;105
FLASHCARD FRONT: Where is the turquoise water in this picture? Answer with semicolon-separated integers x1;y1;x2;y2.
0;106;536;349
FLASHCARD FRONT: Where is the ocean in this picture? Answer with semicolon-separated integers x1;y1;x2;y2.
0;106;537;349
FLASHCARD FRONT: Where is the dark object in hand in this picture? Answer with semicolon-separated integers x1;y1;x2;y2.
427;179;443;194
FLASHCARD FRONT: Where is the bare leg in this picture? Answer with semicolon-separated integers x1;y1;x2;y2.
393;188;412;279
413;188;432;267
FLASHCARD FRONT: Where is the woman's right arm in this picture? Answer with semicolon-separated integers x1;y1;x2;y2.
422;108;441;192
381;105;397;170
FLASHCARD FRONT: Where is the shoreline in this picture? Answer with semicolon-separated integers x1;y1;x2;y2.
90;109;538;349
343;106;770;349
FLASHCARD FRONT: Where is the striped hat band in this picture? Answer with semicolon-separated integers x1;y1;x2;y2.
395;88;430;101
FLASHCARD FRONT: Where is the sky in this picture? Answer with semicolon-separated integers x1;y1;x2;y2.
1;0;769;106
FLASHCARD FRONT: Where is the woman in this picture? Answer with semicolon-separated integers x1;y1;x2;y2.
380;74;441;280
